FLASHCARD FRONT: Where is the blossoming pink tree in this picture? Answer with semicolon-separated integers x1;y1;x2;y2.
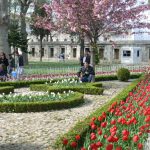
31;2;56;61
37;0;150;66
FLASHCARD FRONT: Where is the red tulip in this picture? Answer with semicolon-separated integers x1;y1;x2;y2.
106;144;113;150
96;141;103;147
90;133;96;140
71;141;77;148
91;124;97;130
62;138;68;145
101;122;107;128
122;135;128;141
122;129;129;136
98;130;102;135
102;112;106;118
111;120;116;125
75;135;80;141
145;116;150;122
116;146;122;150
133;135;139;143
91;117;96;121
107;136;114;142
111;131;116;136
90;143;97;149
98;116;104;121
138;143;143;149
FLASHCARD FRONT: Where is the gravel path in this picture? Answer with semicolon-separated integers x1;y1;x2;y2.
0;81;149;150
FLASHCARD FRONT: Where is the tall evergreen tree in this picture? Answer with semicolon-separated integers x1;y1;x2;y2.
8;21;28;52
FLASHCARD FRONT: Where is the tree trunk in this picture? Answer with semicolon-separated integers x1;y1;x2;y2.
90;42;98;82
20;2;29;65
80;35;84;57
0;0;11;55
40;36;43;62
90;42;97;68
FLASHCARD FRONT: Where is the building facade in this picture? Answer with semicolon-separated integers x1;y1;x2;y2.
28;0;150;64
28;32;150;64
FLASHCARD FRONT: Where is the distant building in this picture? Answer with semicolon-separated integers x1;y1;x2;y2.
28;0;150;64
28;31;150;64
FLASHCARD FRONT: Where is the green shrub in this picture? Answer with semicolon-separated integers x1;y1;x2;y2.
117;68;130;81
0;86;14;94
0;92;84;113
54;76;144;149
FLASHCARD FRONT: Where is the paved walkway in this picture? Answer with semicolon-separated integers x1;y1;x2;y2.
0;81;149;150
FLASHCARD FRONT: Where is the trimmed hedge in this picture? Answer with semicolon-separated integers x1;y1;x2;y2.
48;86;104;95
0;92;84;113
0;86;14;94
0;74;141;88
95;73;142;81
30;84;50;92
54;75;144;149
0;80;49;88
30;82;104;95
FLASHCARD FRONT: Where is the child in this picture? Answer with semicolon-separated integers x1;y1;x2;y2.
0;64;6;81
11;68;17;80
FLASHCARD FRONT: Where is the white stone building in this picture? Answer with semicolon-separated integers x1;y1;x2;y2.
28;31;150;64
28;0;150;64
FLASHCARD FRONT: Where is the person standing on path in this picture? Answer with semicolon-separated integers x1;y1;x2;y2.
0;52;9;76
8;54;15;74
14;49;24;80
80;50;91;66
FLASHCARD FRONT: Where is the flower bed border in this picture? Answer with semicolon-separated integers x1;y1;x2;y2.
30;82;104;95
0;86;14;94
0;92;84;113
54;76;144;149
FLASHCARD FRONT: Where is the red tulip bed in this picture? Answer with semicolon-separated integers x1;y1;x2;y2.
61;75;150;150
16;69;144;81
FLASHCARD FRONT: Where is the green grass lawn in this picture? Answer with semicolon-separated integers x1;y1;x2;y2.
23;61;146;75
25;61;80;68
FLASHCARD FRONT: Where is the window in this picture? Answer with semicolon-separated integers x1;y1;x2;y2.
31;48;35;57
85;48;90;52
114;49;119;59
73;48;77;58
61;48;65;54
137;50;139;57
71;38;74;43
123;50;131;57
99;48;104;59
50;48;54;57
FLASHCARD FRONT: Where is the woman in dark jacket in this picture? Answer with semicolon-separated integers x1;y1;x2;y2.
0;52;9;75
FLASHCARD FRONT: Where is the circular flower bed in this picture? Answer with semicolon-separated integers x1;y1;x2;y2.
0;90;84;113
0;90;75;103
